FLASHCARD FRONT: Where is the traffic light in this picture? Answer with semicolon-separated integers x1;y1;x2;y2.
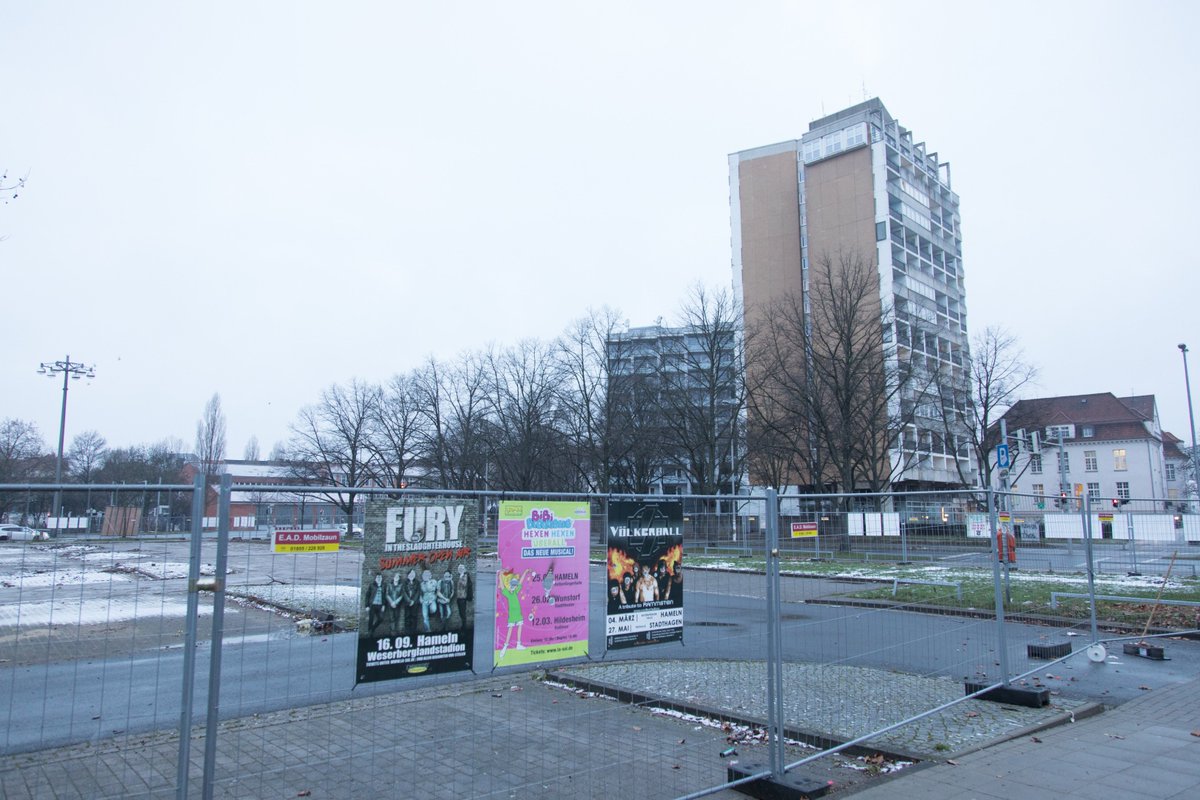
1056;491;1067;509
1112;498;1119;509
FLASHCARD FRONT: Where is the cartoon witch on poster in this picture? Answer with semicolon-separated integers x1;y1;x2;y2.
495;564;531;660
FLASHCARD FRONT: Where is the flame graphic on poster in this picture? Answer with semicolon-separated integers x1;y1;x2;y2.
607;547;636;581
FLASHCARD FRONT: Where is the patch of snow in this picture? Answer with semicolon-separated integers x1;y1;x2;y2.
0;598;215;627
231;584;359;618
0;568;132;589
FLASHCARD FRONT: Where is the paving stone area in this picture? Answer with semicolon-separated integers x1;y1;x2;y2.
850;672;1200;800
554;660;1089;758
0;672;782;799
0;658;1091;799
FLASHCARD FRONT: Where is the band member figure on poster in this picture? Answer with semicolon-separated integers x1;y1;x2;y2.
656;560;672;603
420;569;438;632
401;568;421;633
608;580;622;615
619;572;634;605
635;563;659;603
437;569;454;627
455;563;473;630
671;555;683;607
364;572;386;635
385;571;405;634
497;565;532;659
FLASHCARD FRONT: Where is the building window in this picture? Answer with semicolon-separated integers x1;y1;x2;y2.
1030;454;1043;474
1047;425;1073;441
1087;482;1100;500
1167;463;1177;481
1032;483;1044;498
1058;451;1070;472
1082;425;1094;438
1116;481;1130;500
1113;449;1127;471
1084;450;1098;472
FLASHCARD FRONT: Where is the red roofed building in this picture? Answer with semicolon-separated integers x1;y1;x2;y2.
997;393;1191;507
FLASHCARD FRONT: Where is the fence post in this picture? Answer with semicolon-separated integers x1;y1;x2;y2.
763;488;785;777
986;487;1010;685
1126;508;1139;574
1080;494;1099;643
176;473;206;799
201;473;233;799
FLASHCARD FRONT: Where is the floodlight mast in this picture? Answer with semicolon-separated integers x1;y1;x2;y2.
38;356;96;525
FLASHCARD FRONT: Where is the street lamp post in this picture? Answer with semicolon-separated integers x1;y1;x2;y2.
1179;344;1199;511
37;355;96;528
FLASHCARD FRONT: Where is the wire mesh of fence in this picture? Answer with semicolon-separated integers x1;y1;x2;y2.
1;481;1198;799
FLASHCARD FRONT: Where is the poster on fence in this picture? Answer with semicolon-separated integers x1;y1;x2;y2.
605;499;683;650
356;497;478;684
493;500;590;668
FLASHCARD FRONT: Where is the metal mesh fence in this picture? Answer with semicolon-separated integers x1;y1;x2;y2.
0;480;203;796
2;481;1198;799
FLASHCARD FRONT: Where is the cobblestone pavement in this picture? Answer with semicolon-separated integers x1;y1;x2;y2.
850;672;1200;799
0;659;1091;799
553;660;1089;758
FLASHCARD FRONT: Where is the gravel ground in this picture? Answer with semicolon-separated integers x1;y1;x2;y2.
553;659;1089;758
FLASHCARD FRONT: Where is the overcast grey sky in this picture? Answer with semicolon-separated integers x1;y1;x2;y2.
3;1;1198;458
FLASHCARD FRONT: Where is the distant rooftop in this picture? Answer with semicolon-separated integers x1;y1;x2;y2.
808;98;894;135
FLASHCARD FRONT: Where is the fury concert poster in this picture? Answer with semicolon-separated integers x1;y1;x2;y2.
494;500;590;668
356;497;478;684
605;499;683;650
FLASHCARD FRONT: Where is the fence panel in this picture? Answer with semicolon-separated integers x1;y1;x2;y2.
0;482;201;798
191;488;779;799
6;481;1198;799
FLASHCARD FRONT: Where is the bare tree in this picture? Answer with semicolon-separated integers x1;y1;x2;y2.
557;308;639;492
484;339;571;491
89;440;189;526
67;430;107;482
412;354;491;490
0;419;45;517
758;272;932;494
656;285;745;502
608;364;669;493
367;372;424;490
243;435;261;462
936;325;1038;490
195;393;227;486
287;379;379;524
746;251;932;526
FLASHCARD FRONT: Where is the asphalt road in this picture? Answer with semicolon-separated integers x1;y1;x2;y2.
5;551;1199;756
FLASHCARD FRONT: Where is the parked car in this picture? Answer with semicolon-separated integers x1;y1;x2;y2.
335;523;364;537
0;525;50;541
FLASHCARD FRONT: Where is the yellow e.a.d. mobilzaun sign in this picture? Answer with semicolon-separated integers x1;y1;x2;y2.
790;522;818;538
273;529;340;553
